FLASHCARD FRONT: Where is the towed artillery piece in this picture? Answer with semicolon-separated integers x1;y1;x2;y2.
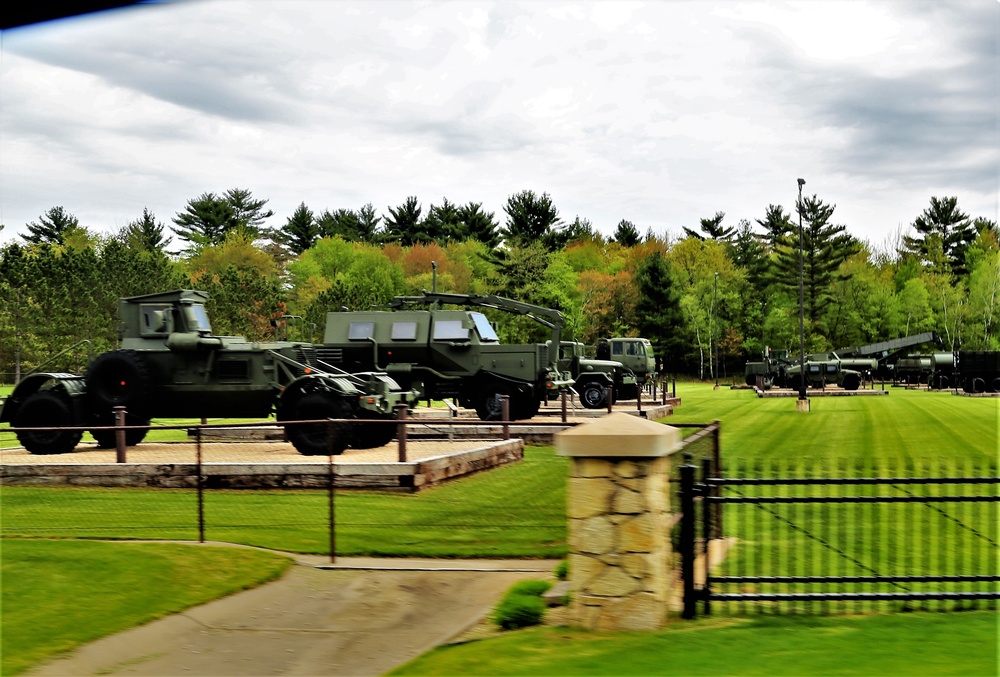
0;290;418;455
745;332;941;391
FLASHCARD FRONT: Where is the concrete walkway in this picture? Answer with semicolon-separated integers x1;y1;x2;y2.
28;547;556;677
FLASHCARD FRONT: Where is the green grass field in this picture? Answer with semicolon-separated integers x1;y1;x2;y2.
391;611;999;676
2;383;997;675
0;540;290;676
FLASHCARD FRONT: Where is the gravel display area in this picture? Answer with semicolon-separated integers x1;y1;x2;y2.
0;439;495;465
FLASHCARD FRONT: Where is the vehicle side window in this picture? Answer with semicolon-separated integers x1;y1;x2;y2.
140;304;172;336
612;343;623;356
391;321;418;340
349;322;375;340
470;313;499;342
185;304;213;333
433;320;469;340
626;342;638;356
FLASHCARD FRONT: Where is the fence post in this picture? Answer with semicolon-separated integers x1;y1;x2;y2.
196;426;205;543
561;388;568;423
700;457;713;616
606;386;613;414
328;421;336;564
712;420;722;539
501;395;510;440
396;405;408;462
680;455;697;619
114;406;127;463
652;379;657;402
636;384;643;415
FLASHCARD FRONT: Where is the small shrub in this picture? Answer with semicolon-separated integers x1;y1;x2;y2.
492;593;546;630
491;578;552;630
554;559;568;580
508;579;552;597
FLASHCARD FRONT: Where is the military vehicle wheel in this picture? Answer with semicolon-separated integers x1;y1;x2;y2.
580;382;607;409
89;412;150;448
13;390;83;454
475;385;512;421
841;373;861;391
966;377;986;394
85;350;150;415
991;378;1000;393
352;416;397;449
745;374;756;387
282;391;353;455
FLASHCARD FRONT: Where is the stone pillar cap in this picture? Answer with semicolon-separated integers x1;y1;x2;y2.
555;412;680;458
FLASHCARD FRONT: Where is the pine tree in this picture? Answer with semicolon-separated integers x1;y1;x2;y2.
773;195;859;330
123;207;172;251
23;206;80;245
458;202;500;249
902;196;976;277
273;202;318;254
612;220;641;247
382;196;423;245
502;190;563;249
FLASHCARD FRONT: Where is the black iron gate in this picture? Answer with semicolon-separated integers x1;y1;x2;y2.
679;457;1000;618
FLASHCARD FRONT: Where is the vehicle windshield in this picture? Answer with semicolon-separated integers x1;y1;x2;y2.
470;313;499;342
186;304;213;333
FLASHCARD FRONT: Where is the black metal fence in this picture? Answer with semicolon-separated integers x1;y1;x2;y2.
680;457;999;618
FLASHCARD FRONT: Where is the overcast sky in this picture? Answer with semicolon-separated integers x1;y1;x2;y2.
0;0;997;249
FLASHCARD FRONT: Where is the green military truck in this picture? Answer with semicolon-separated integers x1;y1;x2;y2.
551;341;638;408
319;292;574;420
597;337;657;395
1;290;417;455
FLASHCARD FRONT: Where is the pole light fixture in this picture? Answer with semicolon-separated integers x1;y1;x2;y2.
713;272;720;388
797;178;807;401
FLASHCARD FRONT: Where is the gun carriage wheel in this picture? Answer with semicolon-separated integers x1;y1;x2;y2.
13;390;83;454
84;350;151;415
279;390;353;455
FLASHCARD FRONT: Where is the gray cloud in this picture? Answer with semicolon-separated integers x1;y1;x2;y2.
747;1;998;194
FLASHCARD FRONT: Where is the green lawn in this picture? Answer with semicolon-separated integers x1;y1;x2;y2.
391;611;999;676
0;444;568;557
1;539;291;676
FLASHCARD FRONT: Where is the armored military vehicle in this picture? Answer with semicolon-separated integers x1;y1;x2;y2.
551;341;638;408
1;290;417;455
319;292;574;420
956;351;1000;393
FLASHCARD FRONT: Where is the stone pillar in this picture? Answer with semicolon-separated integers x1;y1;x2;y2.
555;412;680;631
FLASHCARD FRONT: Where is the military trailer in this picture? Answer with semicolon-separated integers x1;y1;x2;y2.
320;292;574;421
552;341;638;408
1;290;417;456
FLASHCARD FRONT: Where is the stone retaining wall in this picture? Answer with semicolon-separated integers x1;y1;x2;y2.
0;440;523;492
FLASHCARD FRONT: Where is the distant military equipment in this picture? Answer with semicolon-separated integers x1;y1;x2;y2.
745;332;941;391
1;290;417;456
955;351;1000;393
319;292;573;421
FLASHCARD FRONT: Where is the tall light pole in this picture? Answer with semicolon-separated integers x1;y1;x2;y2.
797;178;807;401
713;272;719;388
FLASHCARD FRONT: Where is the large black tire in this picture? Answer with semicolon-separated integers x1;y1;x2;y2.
352;416;398;449
965;377;986;394
991;378;1000;393
841;373;861;391
281;391;353;455
89;412;150;449
85;350;151;416
13;390;84;455
579;382;608;409
475;384;512;421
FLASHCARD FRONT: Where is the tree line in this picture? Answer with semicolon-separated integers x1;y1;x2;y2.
1;189;997;384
